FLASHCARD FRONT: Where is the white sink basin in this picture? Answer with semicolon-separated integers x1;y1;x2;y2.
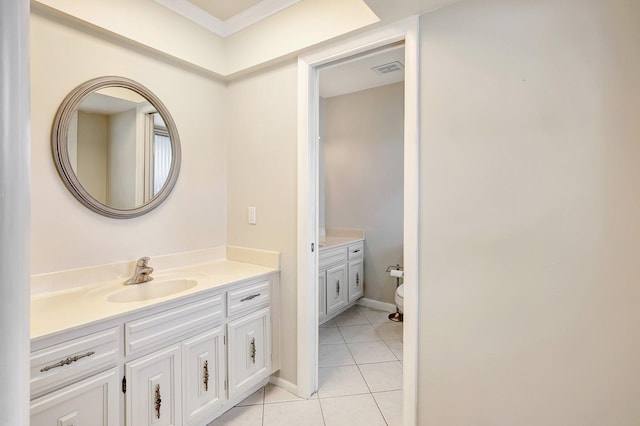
107;278;198;303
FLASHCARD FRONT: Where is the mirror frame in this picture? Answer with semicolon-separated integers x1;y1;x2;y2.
52;76;181;219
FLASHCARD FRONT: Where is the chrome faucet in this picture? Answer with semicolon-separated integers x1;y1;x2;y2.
124;257;154;285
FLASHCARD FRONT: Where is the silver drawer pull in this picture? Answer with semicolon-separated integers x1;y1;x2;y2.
240;293;261;302
203;360;209;392
155;384;162;419
40;351;96;372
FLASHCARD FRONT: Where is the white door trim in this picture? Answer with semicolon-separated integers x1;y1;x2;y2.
296;16;420;425
0;0;31;424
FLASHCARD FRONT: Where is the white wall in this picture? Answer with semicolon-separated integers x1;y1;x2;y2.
418;0;640;423
323;83;404;304
226;61;299;385
31;9;228;275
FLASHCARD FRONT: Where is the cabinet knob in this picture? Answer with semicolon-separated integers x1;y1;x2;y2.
336;280;340;295
356;272;360;286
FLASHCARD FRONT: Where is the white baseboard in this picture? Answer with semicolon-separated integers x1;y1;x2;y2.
357;297;396;313
268;375;298;396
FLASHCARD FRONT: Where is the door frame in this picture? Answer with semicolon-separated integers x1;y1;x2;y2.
296;17;421;425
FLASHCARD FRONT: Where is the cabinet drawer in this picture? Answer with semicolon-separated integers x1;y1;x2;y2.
31;327;120;397
125;294;224;356
319;246;347;269
348;242;364;260
227;280;270;320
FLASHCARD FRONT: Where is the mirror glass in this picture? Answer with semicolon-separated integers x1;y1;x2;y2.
52;77;181;218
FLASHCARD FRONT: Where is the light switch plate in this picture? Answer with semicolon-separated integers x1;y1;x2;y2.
248;207;256;225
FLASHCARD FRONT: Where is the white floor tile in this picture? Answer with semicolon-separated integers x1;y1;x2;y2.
373;322;403;341
385;339;403;361
319;327;345;344
347;341;397;364
334;307;369;326
319;343;355;367
318;365;369;398
264;382;302;404
320;318;337;328
360;307;394;324
373;390;404;426
320;394;386;426
359;361;403;393
236;387;264;406
263;399;325;426
207;405;263;426
338;324;382;343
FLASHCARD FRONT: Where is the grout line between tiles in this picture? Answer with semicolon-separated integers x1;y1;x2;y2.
317;395;328;426
370;391;391;426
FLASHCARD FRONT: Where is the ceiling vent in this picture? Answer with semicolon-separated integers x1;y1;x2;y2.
371;61;404;75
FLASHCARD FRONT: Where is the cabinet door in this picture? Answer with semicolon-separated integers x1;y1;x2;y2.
31;367;119;426
348;259;364;303
227;307;271;399
326;264;347;315
125;344;182;426
182;327;225;425
318;271;327;323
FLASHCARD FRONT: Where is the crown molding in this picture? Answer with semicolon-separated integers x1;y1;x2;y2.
154;0;301;37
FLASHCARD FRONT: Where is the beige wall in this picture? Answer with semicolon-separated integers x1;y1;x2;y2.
107;109;137;209
323;83;404;304
76;111;108;204
418;0;640;423
226;61;299;385
31;10;227;275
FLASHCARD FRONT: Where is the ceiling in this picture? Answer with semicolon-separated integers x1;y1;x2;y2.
320;45;405;98
154;0;303;37
33;0;461;78
189;0;262;20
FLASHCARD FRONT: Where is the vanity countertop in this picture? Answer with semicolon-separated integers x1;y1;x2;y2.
31;259;278;342
319;227;365;250
319;235;364;250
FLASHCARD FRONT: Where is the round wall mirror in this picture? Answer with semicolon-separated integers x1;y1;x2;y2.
52;76;181;219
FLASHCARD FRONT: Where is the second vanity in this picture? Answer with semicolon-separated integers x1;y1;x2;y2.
30;251;280;426
318;228;365;324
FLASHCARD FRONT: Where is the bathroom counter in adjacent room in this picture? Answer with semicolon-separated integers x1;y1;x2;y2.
319;227;365;250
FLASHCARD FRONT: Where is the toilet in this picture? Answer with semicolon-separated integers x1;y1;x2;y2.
395;283;405;314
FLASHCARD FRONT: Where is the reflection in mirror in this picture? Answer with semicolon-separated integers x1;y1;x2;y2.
52;77;181;218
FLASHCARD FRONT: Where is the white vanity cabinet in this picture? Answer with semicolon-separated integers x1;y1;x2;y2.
182;327;225;424
325;264;348;315
30;367;120;426
226;278;272;399
318;240;364;323
227;307;271;398
31;271;280;426
347;241;364;303
318;272;327;324
125;344;182;425
30;327;121;426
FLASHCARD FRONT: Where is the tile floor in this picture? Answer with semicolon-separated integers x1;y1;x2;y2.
208;304;403;426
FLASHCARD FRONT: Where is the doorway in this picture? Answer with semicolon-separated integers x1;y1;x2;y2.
297;18;420;426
